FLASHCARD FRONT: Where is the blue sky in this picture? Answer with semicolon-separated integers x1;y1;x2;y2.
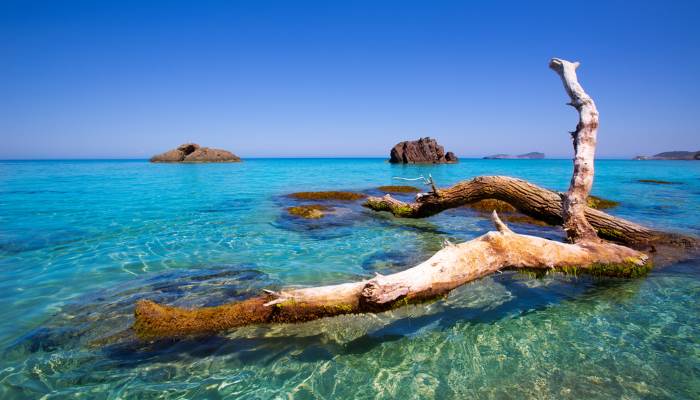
1;0;698;159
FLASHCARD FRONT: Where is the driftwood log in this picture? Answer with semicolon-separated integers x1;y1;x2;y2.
363;175;695;250
132;58;683;340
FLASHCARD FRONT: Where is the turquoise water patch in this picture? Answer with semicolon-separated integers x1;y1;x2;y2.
0;158;698;398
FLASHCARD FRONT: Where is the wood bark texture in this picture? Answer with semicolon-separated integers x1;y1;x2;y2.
363;175;695;250
549;58;599;242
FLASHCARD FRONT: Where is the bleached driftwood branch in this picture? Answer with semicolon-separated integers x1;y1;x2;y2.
549;58;599;242
134;210;648;339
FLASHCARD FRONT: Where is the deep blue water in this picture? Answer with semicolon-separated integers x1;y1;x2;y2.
0;158;698;399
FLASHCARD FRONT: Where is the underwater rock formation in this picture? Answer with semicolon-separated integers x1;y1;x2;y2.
389;137;458;164
287;205;331;219
150;143;241;163
377;185;421;193
637;179;681;185
287;191;366;201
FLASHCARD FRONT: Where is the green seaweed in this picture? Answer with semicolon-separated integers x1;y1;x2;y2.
556;258;652;278
392;204;416;217
597;227;626;241
587;195;620;209
588;258;653;278
515;257;653;280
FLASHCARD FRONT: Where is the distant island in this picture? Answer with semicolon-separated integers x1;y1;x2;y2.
389;137;458;164
633;150;700;160
483;152;545;160
150;143;241;163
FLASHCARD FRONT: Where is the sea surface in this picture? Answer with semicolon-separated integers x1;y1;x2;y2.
0;158;698;399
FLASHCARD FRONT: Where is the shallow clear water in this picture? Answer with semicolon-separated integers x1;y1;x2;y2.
0;158;698;399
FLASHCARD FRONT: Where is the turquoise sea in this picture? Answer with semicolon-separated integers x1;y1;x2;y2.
0;158;699;399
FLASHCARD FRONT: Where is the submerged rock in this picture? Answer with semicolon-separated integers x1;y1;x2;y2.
389;137;458;164
287;191;366;201
287;205;331;219
466;199;518;213
586;195;620;209
150;143;241;163
483;152;545;159
377;185;421;193
638;179;680;185
465;199;550;226
465;195;618;226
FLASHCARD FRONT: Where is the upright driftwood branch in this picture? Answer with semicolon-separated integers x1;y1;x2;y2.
131;59;659;340
549;58;600;242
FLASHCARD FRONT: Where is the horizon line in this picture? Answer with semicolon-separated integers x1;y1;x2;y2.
0;156;652;162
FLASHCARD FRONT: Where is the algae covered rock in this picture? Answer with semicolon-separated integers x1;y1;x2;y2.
287;205;331;219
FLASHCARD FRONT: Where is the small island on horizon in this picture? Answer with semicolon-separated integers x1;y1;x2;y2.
483;152;545;160
633;150;700;160
389;137;458;164
150;143;241;163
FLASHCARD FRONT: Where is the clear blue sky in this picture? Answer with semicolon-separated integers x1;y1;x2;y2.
1;0;698;159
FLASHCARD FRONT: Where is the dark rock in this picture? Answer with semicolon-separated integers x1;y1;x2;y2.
483;152;545;159
150;143;241;163
389;137;458;164
178;143;200;153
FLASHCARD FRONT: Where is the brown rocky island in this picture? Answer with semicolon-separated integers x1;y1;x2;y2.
389;137;458;164
150;143;241;163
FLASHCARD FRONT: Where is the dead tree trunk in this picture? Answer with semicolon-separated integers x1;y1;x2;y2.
132;59;660;340
549;58;600;242
134;212;649;339
363;175;695;250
